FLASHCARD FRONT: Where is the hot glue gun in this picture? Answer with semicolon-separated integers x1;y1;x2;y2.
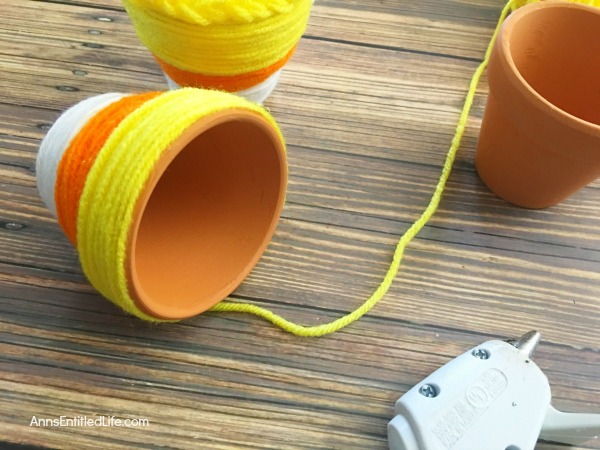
388;331;600;449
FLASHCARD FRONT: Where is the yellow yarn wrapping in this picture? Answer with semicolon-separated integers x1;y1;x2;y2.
76;89;282;322
511;0;599;10
122;0;312;75
124;0;302;25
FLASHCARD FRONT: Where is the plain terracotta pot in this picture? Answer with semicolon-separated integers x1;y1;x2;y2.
475;1;600;208
127;110;287;320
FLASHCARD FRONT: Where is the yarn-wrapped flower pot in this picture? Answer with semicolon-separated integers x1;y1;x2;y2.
36;89;287;321
475;1;600;208
122;0;313;103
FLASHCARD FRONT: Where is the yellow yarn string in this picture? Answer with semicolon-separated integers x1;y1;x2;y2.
78;0;596;332
209;0;518;336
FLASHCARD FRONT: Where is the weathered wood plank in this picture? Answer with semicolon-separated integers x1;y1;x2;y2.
0;0;598;449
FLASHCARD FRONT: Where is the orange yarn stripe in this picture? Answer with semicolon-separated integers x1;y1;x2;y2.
55;92;161;246
155;45;298;92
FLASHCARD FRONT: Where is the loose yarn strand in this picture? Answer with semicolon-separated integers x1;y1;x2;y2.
210;0;516;336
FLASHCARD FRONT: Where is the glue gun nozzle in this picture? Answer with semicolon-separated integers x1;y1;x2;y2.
509;330;541;358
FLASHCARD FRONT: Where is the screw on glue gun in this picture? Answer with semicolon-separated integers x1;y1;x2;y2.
388;331;600;450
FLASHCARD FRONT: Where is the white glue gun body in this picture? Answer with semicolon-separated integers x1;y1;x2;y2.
388;331;600;450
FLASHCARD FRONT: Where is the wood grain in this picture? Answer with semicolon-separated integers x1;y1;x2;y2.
0;0;599;449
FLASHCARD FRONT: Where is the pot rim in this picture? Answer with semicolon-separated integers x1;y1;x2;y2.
125;108;287;320
499;1;600;136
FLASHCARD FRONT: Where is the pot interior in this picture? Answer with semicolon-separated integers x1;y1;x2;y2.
509;5;600;126
129;113;285;319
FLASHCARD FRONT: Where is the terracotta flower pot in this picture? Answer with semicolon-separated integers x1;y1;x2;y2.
37;89;287;321
475;1;600;208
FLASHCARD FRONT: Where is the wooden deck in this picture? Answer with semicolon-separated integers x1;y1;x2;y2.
1;0;599;448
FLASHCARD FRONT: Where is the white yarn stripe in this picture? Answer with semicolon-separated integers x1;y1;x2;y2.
163;69;282;104
36;93;128;218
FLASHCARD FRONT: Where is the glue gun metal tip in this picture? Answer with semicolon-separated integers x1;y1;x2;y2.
512;330;541;358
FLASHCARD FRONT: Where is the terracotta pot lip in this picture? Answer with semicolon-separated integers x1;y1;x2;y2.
498;1;600;136
125;108;287;320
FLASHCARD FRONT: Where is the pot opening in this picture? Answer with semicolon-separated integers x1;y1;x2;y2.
509;5;600;126
129;112;286;320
